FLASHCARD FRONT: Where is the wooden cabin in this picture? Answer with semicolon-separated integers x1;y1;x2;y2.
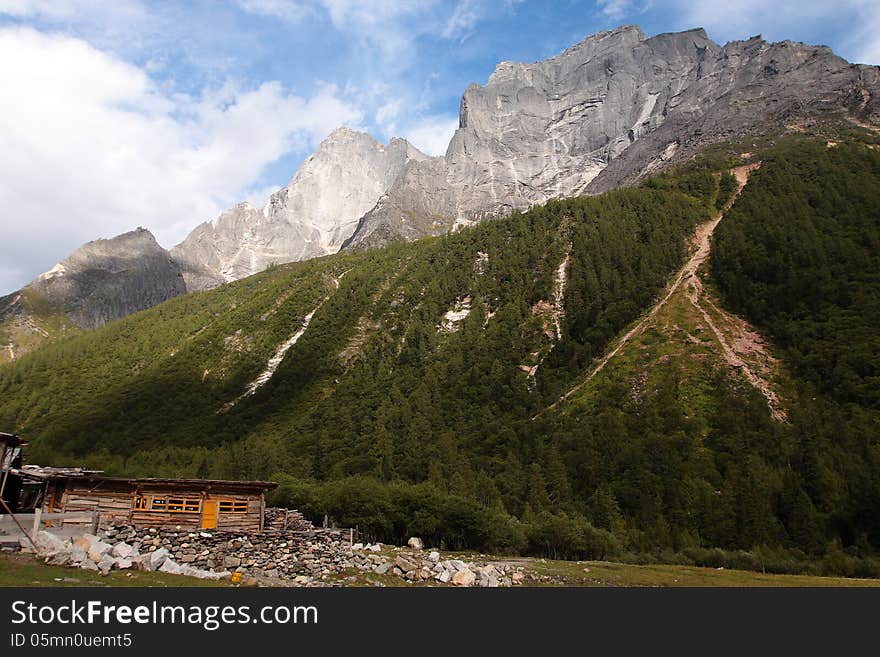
21;469;276;532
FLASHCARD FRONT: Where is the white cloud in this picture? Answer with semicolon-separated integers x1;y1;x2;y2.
443;0;481;39
0;27;362;293
401;114;459;156
0;0;147;22
597;0;633;21
319;0;443;57
0;0;153;51
235;0;311;24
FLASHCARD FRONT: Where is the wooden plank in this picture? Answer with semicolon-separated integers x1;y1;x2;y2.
31;508;41;539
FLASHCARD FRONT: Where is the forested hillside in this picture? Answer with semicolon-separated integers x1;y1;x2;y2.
2;137;879;576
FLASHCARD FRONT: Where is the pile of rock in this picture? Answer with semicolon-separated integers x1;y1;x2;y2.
26;526;528;587
347;543;525;587
28;530;228;579
97;524;353;585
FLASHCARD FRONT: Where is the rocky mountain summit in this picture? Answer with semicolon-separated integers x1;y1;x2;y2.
344;25;879;247
171;127;426;290
21;228;185;330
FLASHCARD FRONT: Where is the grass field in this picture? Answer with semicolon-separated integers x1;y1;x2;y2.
0;553;229;588
3;552;878;588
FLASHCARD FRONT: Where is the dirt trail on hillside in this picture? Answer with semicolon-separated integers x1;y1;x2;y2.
544;163;783;419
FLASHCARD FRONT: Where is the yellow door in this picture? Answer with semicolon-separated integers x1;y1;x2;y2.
201;500;218;529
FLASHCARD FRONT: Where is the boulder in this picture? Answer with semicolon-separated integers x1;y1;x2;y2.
159;559;184;575
149;548;170;570
111;542;138;559
406;537;424;550
78;559;99;572
45;551;72;566
395;556;418;573
452;569;476;587
34;531;69;554
87;540;113;563
132;554;154;571
70;547;89;564
428;550;440;563
72;534;94;552
97;554;116;576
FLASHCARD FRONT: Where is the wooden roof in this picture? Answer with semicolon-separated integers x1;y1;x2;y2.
14;467;277;491
0;432;25;448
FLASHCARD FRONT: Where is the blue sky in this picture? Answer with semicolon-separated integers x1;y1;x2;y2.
1;0;879;294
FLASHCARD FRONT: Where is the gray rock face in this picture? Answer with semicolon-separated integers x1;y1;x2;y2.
345;25;880;248
172;127;425;290
27;228;186;329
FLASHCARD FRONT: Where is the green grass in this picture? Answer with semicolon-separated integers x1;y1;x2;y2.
525;559;880;587
0;553;230;588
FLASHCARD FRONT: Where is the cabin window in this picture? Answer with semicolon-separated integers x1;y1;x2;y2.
218;499;249;514
132;495;201;513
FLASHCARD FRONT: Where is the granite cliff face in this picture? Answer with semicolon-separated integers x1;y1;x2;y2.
26;228;186;329
344;25;880;247
172;127;426;290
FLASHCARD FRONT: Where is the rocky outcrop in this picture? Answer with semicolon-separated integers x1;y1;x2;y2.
344;25;880;248
26;228;186;329
172;127;426;290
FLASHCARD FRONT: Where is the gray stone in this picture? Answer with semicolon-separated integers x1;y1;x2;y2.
78;559;99;572
70;547;88;564
149;548;170;570
111;542;137;559
45;551;72;566
34;531;69;554
395;556;418;573
406;537;424;550
428;550;440;563
87;540;113;563
158;559;184;575
97;554;116;575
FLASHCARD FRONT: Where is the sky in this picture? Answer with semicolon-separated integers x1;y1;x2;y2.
1;0;879;295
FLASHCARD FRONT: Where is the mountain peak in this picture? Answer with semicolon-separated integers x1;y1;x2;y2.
24;226;185;330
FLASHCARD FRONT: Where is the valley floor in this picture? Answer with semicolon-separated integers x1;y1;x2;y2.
2;552;877;588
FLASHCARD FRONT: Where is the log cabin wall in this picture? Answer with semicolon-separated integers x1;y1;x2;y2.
45;479;269;532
